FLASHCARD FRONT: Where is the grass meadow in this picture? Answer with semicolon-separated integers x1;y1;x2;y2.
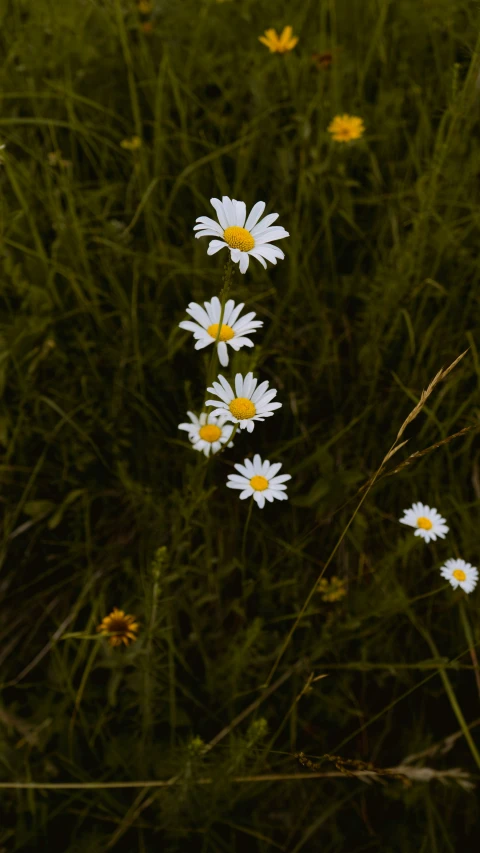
2;0;480;849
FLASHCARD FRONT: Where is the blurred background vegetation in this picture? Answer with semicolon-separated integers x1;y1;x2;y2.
1;0;480;849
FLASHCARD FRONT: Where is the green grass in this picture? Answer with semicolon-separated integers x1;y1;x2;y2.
1;0;480;849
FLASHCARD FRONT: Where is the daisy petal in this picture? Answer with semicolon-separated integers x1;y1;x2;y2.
210;198;229;229
195;216;224;235
239;252;250;274
178;320;203;333
207;240;228;256
222;196;237;227
248;250;267;269
233;200;247;227
186;302;211;327
250;213;279;235
245;201;266;231
218;341;229;366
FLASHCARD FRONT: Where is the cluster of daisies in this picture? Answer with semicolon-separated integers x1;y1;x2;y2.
177;195;292;509
399;502;478;595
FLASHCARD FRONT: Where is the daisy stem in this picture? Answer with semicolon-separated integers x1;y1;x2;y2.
215;422;239;457
201;258;235;415
458;598;480;700
241;499;254;595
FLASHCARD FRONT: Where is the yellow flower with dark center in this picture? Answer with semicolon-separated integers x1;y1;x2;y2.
259;26;299;54
120;136;142;151
96;607;140;647
137;0;153;13
327;114;365;143
317;576;347;603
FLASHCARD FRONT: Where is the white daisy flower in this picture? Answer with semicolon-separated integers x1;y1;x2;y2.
226;453;292;509
193;196;289;274
440;558;478;594
399;502;449;543
178;296;263;367
178;411;235;457
205;372;282;434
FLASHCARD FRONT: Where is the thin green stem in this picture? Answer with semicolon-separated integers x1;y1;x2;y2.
201;258;235;414
407;607;480;770
459;598;480;700
241;499;254;597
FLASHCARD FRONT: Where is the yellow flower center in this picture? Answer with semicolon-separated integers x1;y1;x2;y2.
198;424;222;442
223;226;255;252
416;516;433;530
207;322;235;341
250;475;269;491
453;569;466;582
229;397;256;420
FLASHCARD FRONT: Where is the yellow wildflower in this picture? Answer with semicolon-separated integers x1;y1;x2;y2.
327;114;365;143
120;136;142;151
137;0;153;13
258;26;299;54
317;576;347;603
96;607;140;647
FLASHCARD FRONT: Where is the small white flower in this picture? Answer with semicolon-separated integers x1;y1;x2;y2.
399;502;449;543
226;453;292;509
194;196;289;274
178;411;235;457
178;296;263;367
440;558;478;594
205;372;282;434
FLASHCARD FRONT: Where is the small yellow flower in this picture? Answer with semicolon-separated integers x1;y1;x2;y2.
259;26;299;54
96;607;140;647
120;136;142;151
327;114;365;143
317;576;347;603
137;0;153;13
